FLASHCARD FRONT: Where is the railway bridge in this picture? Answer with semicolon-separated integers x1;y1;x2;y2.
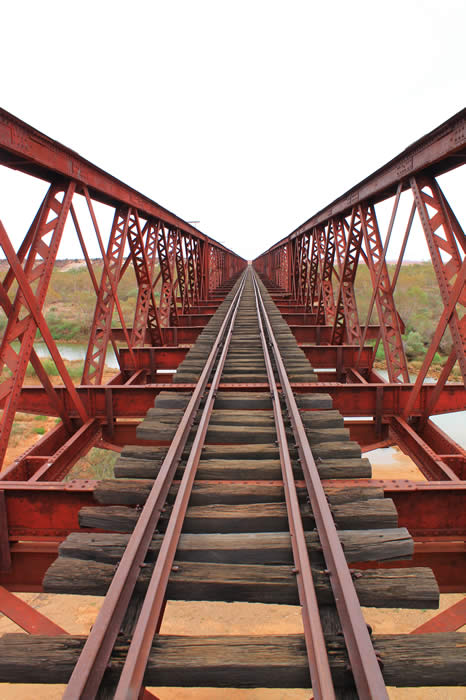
0;107;464;697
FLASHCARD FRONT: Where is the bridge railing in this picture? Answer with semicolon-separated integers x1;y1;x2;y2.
0;108;246;469
254;108;465;413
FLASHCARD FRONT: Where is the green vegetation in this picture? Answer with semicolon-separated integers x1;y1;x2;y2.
26;358;59;377
65;447;118;480
0;259;457;375
354;262;457;372
0;260;143;343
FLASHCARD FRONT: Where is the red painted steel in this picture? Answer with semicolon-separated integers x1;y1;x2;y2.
114;273;247;699
253;274;336;698
411;597;466;633
64;274;247;699
254;110;465;416
128;217;162;347
389;417;461;481
0;492;11;572
0;479;464;591
316;222;336;325
0;183;88;465
1;536;464;593
410;176;466;381
0;585;66;634
359;202;409;382
0;106;463;691
157;225;178;330
4;381;465;425
0;107;244;254
0;110;245;471
82;206;131;384
255;273;388;698
331;207;364;345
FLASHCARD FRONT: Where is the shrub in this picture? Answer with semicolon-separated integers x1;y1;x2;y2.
45;315;84;341
404;331;425;359
66;362;85;380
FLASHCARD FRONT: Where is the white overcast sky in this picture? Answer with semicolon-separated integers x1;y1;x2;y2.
0;0;464;262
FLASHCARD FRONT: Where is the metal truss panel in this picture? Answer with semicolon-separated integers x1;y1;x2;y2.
157;225;178;328
410;176;466;381
316;222;336;325
128;217;162;347
331;208;363;345
82;208;130;384
0;182;76;466
359;203;409;382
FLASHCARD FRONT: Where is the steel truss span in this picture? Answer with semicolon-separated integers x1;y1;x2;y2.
254;107;465;479
0;268;463;698
0;109;464;695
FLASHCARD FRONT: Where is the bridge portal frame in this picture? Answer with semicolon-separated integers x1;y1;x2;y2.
0;107;464;600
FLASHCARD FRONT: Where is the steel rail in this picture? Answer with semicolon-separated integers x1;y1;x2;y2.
252;270;389;699
114;269;248;699
64;271;247;699
251;273;336;699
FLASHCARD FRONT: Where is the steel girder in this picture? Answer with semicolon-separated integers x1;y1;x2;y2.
410;176;466;381
307;229;320;309
82;208;131;384
0;109;245;472
253;108;465;444
359;203;409;383
316;222;336;325
185;234;200;306
128;217;162;347
298;232;311;304
174;230;189;313
157;224;179;330
330;207;363;345
0;182;89;464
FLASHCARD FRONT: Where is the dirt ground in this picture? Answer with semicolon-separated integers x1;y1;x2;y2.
0;439;464;698
1;368;118;470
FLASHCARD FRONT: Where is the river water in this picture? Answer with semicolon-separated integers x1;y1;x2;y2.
33;342;465;448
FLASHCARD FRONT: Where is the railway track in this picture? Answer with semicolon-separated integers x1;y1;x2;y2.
0;267;464;697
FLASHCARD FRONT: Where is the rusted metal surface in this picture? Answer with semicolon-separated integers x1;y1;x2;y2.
0;104;463;694
0;585;66;634
261;108;466;246
0;108;245;472
254;272;388;698
254;110;465;421
64;274;247;698
253;275;335;698
411;597;466;633
5;380;464;422
114;273;247;698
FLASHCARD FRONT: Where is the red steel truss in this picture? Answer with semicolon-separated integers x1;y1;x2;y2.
254;109;465;481
0;106;465;597
0;107;245;476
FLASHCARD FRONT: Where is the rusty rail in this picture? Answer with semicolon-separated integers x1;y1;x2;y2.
64;272;247;698
252;274;335;698
252;270;388;699
113;273;247;698
65;266;390;698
